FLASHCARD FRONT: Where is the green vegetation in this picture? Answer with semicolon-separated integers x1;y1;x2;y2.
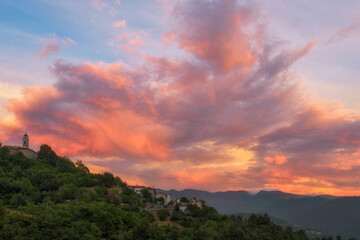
0;144;352;239
157;209;170;221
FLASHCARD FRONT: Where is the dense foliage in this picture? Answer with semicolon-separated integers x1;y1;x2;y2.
0;144;351;239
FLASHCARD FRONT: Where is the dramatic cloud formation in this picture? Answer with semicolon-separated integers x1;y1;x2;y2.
2;0;360;195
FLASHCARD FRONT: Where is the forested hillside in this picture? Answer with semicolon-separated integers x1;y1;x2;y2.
0;144;348;239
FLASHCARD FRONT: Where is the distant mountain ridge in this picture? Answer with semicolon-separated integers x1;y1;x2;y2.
157;188;318;214
158;188;360;239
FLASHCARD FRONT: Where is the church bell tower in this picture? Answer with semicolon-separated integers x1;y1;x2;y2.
23;133;29;148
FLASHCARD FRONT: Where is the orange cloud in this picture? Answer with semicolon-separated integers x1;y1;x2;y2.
264;155;287;165
2;62;174;160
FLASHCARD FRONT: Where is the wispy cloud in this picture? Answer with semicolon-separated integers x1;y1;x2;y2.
327;21;360;44
113;20;126;28
37;42;61;58
91;0;107;11
91;0;119;16
36;34;76;58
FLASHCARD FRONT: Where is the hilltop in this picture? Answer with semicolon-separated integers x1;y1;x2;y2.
0;144;350;239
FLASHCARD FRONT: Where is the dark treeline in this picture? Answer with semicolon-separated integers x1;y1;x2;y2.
0;144;354;240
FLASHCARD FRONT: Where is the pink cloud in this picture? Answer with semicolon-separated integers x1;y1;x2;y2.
91;0;107;11
2;0;360;195
36;42;61;58
162;32;176;46
168;0;256;70
91;0;119;16
327;21;360;44
61;37;77;45
113;20;126;28
128;35;143;46
113;32;147;49
36;34;76;58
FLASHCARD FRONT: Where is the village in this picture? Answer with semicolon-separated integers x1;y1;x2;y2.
128;185;203;215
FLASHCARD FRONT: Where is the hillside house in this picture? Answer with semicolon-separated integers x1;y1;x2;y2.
179;203;189;213
131;186;156;199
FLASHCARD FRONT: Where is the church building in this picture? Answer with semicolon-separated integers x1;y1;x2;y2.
6;133;38;159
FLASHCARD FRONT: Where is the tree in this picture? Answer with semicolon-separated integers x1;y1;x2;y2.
0;177;14;195
113;176;123;187
57;157;77;173
157;209;170;221
140;189;153;202
38;144;57;166
15;178;34;196
179;197;189;203
0;200;5;226
58;184;81;200
96;172;115;187
30;171;59;191
75;160;90;173
10;193;26;207
95;185;108;197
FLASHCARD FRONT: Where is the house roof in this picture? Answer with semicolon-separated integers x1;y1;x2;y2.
5;146;37;154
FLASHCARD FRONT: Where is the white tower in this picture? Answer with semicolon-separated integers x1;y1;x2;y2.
23;133;29;148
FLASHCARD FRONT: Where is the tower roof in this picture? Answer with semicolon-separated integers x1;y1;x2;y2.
24;133;28;137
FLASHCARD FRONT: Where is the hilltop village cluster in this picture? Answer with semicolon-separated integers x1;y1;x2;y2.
2;134;203;212
130;185;203;212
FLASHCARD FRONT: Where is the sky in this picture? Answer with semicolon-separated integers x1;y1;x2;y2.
0;0;360;196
